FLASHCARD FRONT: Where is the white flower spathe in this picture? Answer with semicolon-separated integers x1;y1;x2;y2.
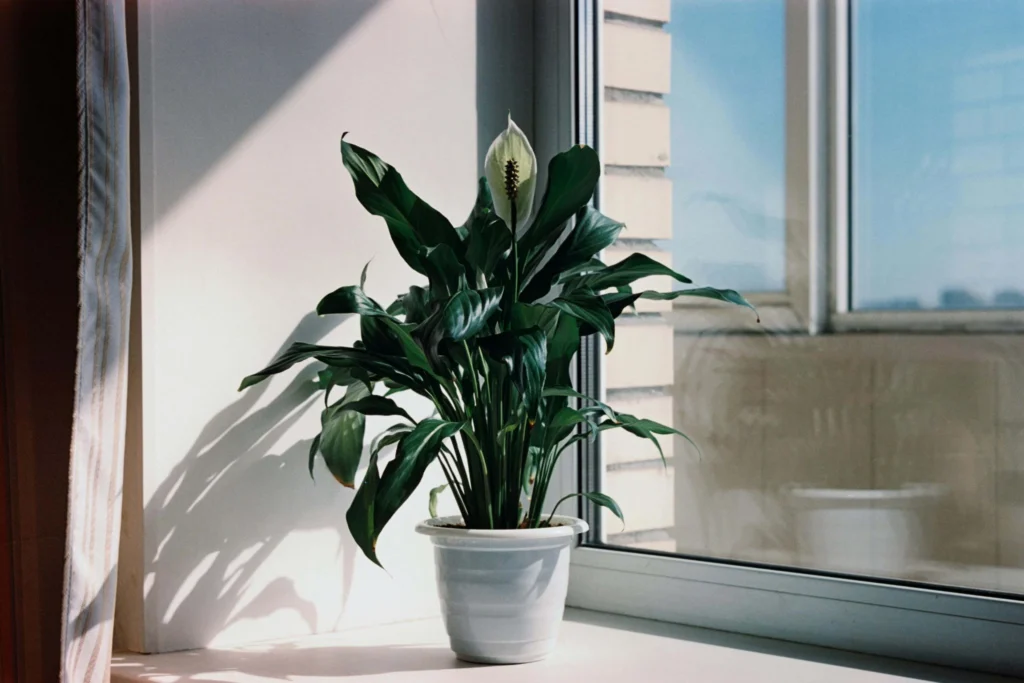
484;115;537;232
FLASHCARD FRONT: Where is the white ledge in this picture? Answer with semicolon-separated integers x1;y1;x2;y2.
111;608;1010;682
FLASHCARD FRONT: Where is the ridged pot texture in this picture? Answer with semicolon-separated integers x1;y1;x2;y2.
415;516;589;664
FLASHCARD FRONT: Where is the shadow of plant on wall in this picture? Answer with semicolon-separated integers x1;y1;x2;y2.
141;313;361;652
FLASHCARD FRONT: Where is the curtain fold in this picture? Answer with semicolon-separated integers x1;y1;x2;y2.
62;1;132;681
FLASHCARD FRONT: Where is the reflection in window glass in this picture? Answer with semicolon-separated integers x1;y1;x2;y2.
667;0;786;292
597;0;1024;595
852;0;1024;310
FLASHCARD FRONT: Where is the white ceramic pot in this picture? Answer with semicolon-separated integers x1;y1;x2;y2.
415;515;588;664
788;484;943;578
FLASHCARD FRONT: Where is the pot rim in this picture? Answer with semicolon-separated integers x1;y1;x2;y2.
786;483;945;501
415;515;589;539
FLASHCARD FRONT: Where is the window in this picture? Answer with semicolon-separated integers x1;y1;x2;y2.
568;1;1024;676
851;0;1024;312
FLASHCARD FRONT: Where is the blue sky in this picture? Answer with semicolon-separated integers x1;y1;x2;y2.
667;0;1024;309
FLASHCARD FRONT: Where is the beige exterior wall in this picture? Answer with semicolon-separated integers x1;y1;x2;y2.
600;4;676;549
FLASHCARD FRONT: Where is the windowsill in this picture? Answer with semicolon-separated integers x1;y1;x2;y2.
110;608;1011;682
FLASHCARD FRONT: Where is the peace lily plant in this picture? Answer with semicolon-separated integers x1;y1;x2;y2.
239;117;754;569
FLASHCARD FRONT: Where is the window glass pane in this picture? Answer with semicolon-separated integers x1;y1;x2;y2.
662;0;786;292
595;0;1024;595
852;0;1024;310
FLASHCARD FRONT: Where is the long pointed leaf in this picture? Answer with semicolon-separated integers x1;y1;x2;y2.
439;287;504;341
579;252;693;291
466;215;512;278
318;382;371;487
381;318;437;379
317;285;389;317
341;138;462;274
518;145;600;262
374;419;466;533
580;491;624;527
479;327;547;414
240;342;345;390
423;244;467;300
522;205;623;302
346;449;383;567
307;433;322;480
461;177;496;231
643;287;759;320
341;395;414;422
550;290;615;352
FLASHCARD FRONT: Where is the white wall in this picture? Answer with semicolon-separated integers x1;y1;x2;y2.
117;0;535;653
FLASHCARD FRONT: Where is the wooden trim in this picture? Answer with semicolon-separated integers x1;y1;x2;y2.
0;2;21;680
0;2;80;681
0;282;16;683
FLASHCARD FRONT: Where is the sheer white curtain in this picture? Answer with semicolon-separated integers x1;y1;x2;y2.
62;0;132;681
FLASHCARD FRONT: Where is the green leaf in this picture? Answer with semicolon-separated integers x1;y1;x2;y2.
318;382;371;487
240;342;342;390
550;290;616;352
423;244;468;300
359;260;370;290
522;206;624;302
316;366;363;406
558;257;606;281
507;305;577;412
341;395;414;422
479;328;547;414
599;287;759;321
580;492;624;527
346;418;455;568
370;423;413;459
374;419;467;532
466;215;512;277
543;386;616;421
261;344;418;391
598;413;695;466
341;138;462;274
548;491;624;529
544;406;588;452
307;433;322;480
520;145;600;255
510;303;559;337
401;286;432;324
316;348;422;391
381;318;437;379
439;287;504;341
600;291;643;319
648;287;759;320
579;252;693;291
461;177;496;232
346;449;383;566
428;483;447;518
316;285;389;317
360;315;402;358
545;313;580;392
516;328;547;414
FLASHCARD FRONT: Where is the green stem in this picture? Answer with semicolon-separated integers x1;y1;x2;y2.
437;448;470;521
511;203;519;301
546;493;583;526
461;341;490;491
462;430;494;528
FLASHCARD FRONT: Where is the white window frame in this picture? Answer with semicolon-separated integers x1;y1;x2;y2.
562;1;1024;677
